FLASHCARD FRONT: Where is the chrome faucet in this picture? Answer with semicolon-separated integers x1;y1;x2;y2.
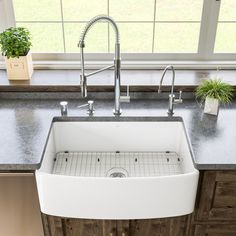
78;15;121;116
158;65;183;115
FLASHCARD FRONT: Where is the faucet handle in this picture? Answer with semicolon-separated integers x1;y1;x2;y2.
120;85;131;103
87;100;95;114
78;100;95;115
60;101;68;116
174;90;183;104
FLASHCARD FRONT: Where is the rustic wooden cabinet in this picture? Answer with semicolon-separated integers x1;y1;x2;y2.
194;171;236;221
42;216;188;236
189;224;236;236
41;170;236;236
189;170;236;236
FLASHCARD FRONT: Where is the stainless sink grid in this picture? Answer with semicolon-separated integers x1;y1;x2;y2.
52;151;183;177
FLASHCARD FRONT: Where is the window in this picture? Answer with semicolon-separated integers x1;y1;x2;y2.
0;0;236;62
215;0;236;53
12;0;204;54
154;0;202;53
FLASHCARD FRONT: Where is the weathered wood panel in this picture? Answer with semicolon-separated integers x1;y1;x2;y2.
190;224;236;236
195;171;236;221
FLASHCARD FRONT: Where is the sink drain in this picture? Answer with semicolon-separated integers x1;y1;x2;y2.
106;167;128;178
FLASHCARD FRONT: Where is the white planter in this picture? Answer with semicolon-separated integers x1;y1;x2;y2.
204;97;219;116
5;52;33;80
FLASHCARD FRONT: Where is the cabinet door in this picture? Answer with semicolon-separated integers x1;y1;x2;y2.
42;215;116;236
129;216;188;236
195;171;236;221
191;224;236;236
0;173;43;236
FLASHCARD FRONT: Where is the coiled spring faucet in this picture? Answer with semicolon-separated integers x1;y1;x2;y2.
158;65;183;115
78;15;121;115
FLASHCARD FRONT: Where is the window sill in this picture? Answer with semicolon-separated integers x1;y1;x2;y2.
0;69;236;92
1;58;236;70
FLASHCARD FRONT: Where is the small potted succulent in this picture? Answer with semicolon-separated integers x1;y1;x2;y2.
196;78;234;115
0;27;33;80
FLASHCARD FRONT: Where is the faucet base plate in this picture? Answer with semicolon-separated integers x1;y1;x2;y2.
113;109;122;116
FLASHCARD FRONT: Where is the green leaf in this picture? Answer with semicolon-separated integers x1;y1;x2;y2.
0;27;32;58
195;78;234;104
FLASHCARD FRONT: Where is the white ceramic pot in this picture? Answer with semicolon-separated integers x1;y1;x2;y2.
5;52;33;80
204;96;219;116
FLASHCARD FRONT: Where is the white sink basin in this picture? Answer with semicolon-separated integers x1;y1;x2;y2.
36;117;199;219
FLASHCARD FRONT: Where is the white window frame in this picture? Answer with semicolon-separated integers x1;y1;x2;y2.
1;0;236;69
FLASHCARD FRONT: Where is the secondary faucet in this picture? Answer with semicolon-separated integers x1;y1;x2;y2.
78;15;121;116
158;65;183;115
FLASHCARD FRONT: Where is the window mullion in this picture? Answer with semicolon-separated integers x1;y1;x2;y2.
107;0;110;53
0;0;15;31
60;0;66;53
152;0;157;53
198;0;221;59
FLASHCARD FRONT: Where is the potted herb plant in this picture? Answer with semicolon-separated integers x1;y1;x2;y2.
0;27;33;80
196;78;234;115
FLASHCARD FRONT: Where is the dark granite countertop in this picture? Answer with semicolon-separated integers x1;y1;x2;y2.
0;92;236;171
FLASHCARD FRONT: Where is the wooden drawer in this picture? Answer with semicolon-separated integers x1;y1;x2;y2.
195;171;236;221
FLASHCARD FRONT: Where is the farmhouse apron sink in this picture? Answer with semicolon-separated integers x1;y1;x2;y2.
36;117;199;219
